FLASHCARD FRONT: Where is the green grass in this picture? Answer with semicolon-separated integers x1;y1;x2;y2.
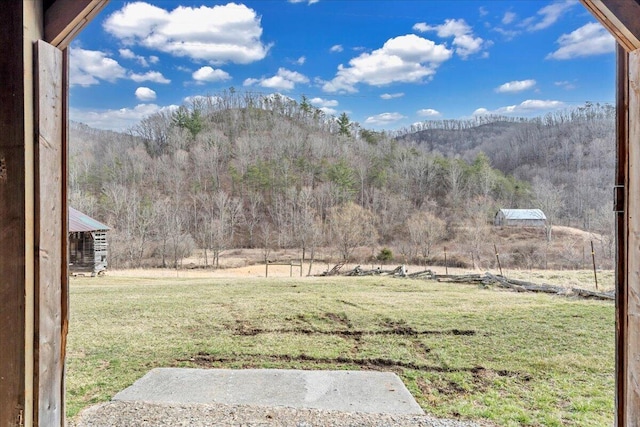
66;275;614;426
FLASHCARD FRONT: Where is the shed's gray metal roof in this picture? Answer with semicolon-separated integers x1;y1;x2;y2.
69;207;110;232
497;209;547;220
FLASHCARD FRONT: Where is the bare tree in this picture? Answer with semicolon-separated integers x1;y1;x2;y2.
329;203;378;261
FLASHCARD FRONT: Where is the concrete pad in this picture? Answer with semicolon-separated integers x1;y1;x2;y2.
113;368;424;415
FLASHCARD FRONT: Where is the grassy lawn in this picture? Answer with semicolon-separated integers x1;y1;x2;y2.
66;274;614;426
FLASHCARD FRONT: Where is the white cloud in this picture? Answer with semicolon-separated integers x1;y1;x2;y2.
243;67;309;91
135;87;156;101
192;66;231;83
69;47;127;87
129;70;171;84
365;112;406;126
70;103;178;131
149;56;159;64
323;34;452;93
473;99;565;116
555;80;576;90
479;7;488;17
546;22;615;60
104;2;270;64
381;93;404;99
413;19;488;59
524;0;578;32
119;48;151;67
502;11;516;25
330;44;344;53
295;56;306;65
288;0;319;4
310;97;338;108
417;108;441;117
495;79;536;93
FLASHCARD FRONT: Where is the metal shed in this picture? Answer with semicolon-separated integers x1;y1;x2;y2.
494;209;547;227
68;207;109;275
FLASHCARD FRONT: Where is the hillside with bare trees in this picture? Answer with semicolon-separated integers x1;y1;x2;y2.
69;92;615;270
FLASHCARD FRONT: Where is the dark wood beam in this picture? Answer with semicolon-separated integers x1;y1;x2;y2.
0;2;26;425
581;0;640;52
44;0;109;49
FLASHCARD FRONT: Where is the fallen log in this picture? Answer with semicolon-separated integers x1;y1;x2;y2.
572;288;615;300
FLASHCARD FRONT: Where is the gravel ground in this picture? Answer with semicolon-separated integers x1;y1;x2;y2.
69;401;492;427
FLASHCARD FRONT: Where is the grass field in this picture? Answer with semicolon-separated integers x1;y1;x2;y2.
66;273;614;426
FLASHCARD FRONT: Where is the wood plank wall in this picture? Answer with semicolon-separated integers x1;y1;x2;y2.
34;39;64;427
627;48;640;427
0;3;27;425
616;43;629;427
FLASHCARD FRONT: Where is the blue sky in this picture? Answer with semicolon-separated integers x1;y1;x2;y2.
70;0;616;131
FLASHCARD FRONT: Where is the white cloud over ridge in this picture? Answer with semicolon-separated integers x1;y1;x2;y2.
546;22;615;60
244;68;309;90
70;47;127;87
135;87;156;101
473;99;565;116
496;79;536;93
310;97;338;108
323;34;452;93
417;108;441;117
413;19;488;59
70;103;178;131
365;112;406;126
193;66;231;83
104;2;270;64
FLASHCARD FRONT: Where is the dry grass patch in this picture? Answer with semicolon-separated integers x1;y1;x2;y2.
66;274;614;426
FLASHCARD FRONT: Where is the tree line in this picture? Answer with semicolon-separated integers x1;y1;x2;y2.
69;92;615;269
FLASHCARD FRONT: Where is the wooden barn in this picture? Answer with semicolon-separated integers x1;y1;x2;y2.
68;207;109;275
2;1;640;426
494;209;547;227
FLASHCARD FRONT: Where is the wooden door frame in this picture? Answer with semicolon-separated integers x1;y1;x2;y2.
0;0;639;426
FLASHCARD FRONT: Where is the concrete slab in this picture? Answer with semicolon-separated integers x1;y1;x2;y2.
113;368;424;415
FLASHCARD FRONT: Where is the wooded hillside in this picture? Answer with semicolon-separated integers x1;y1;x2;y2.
69;92;614;269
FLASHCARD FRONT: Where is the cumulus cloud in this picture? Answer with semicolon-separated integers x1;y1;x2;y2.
322;34;451;93
413;19;488;59
129;70;171;84
244;67;309;91
70;47;127;87
330;44;344;53
135;87;156;101
381;93;404;100
295;56;306;65
309;97;338;114
495;79;536;93
417;108;441;117
546;22;615;60
473;99;565;116
103;2;270;64
365;112;406;126
288;0;319;4
523;0;578;32
119;48;153;67
192;66;231;83
310;97;338;108
70;103;178;131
